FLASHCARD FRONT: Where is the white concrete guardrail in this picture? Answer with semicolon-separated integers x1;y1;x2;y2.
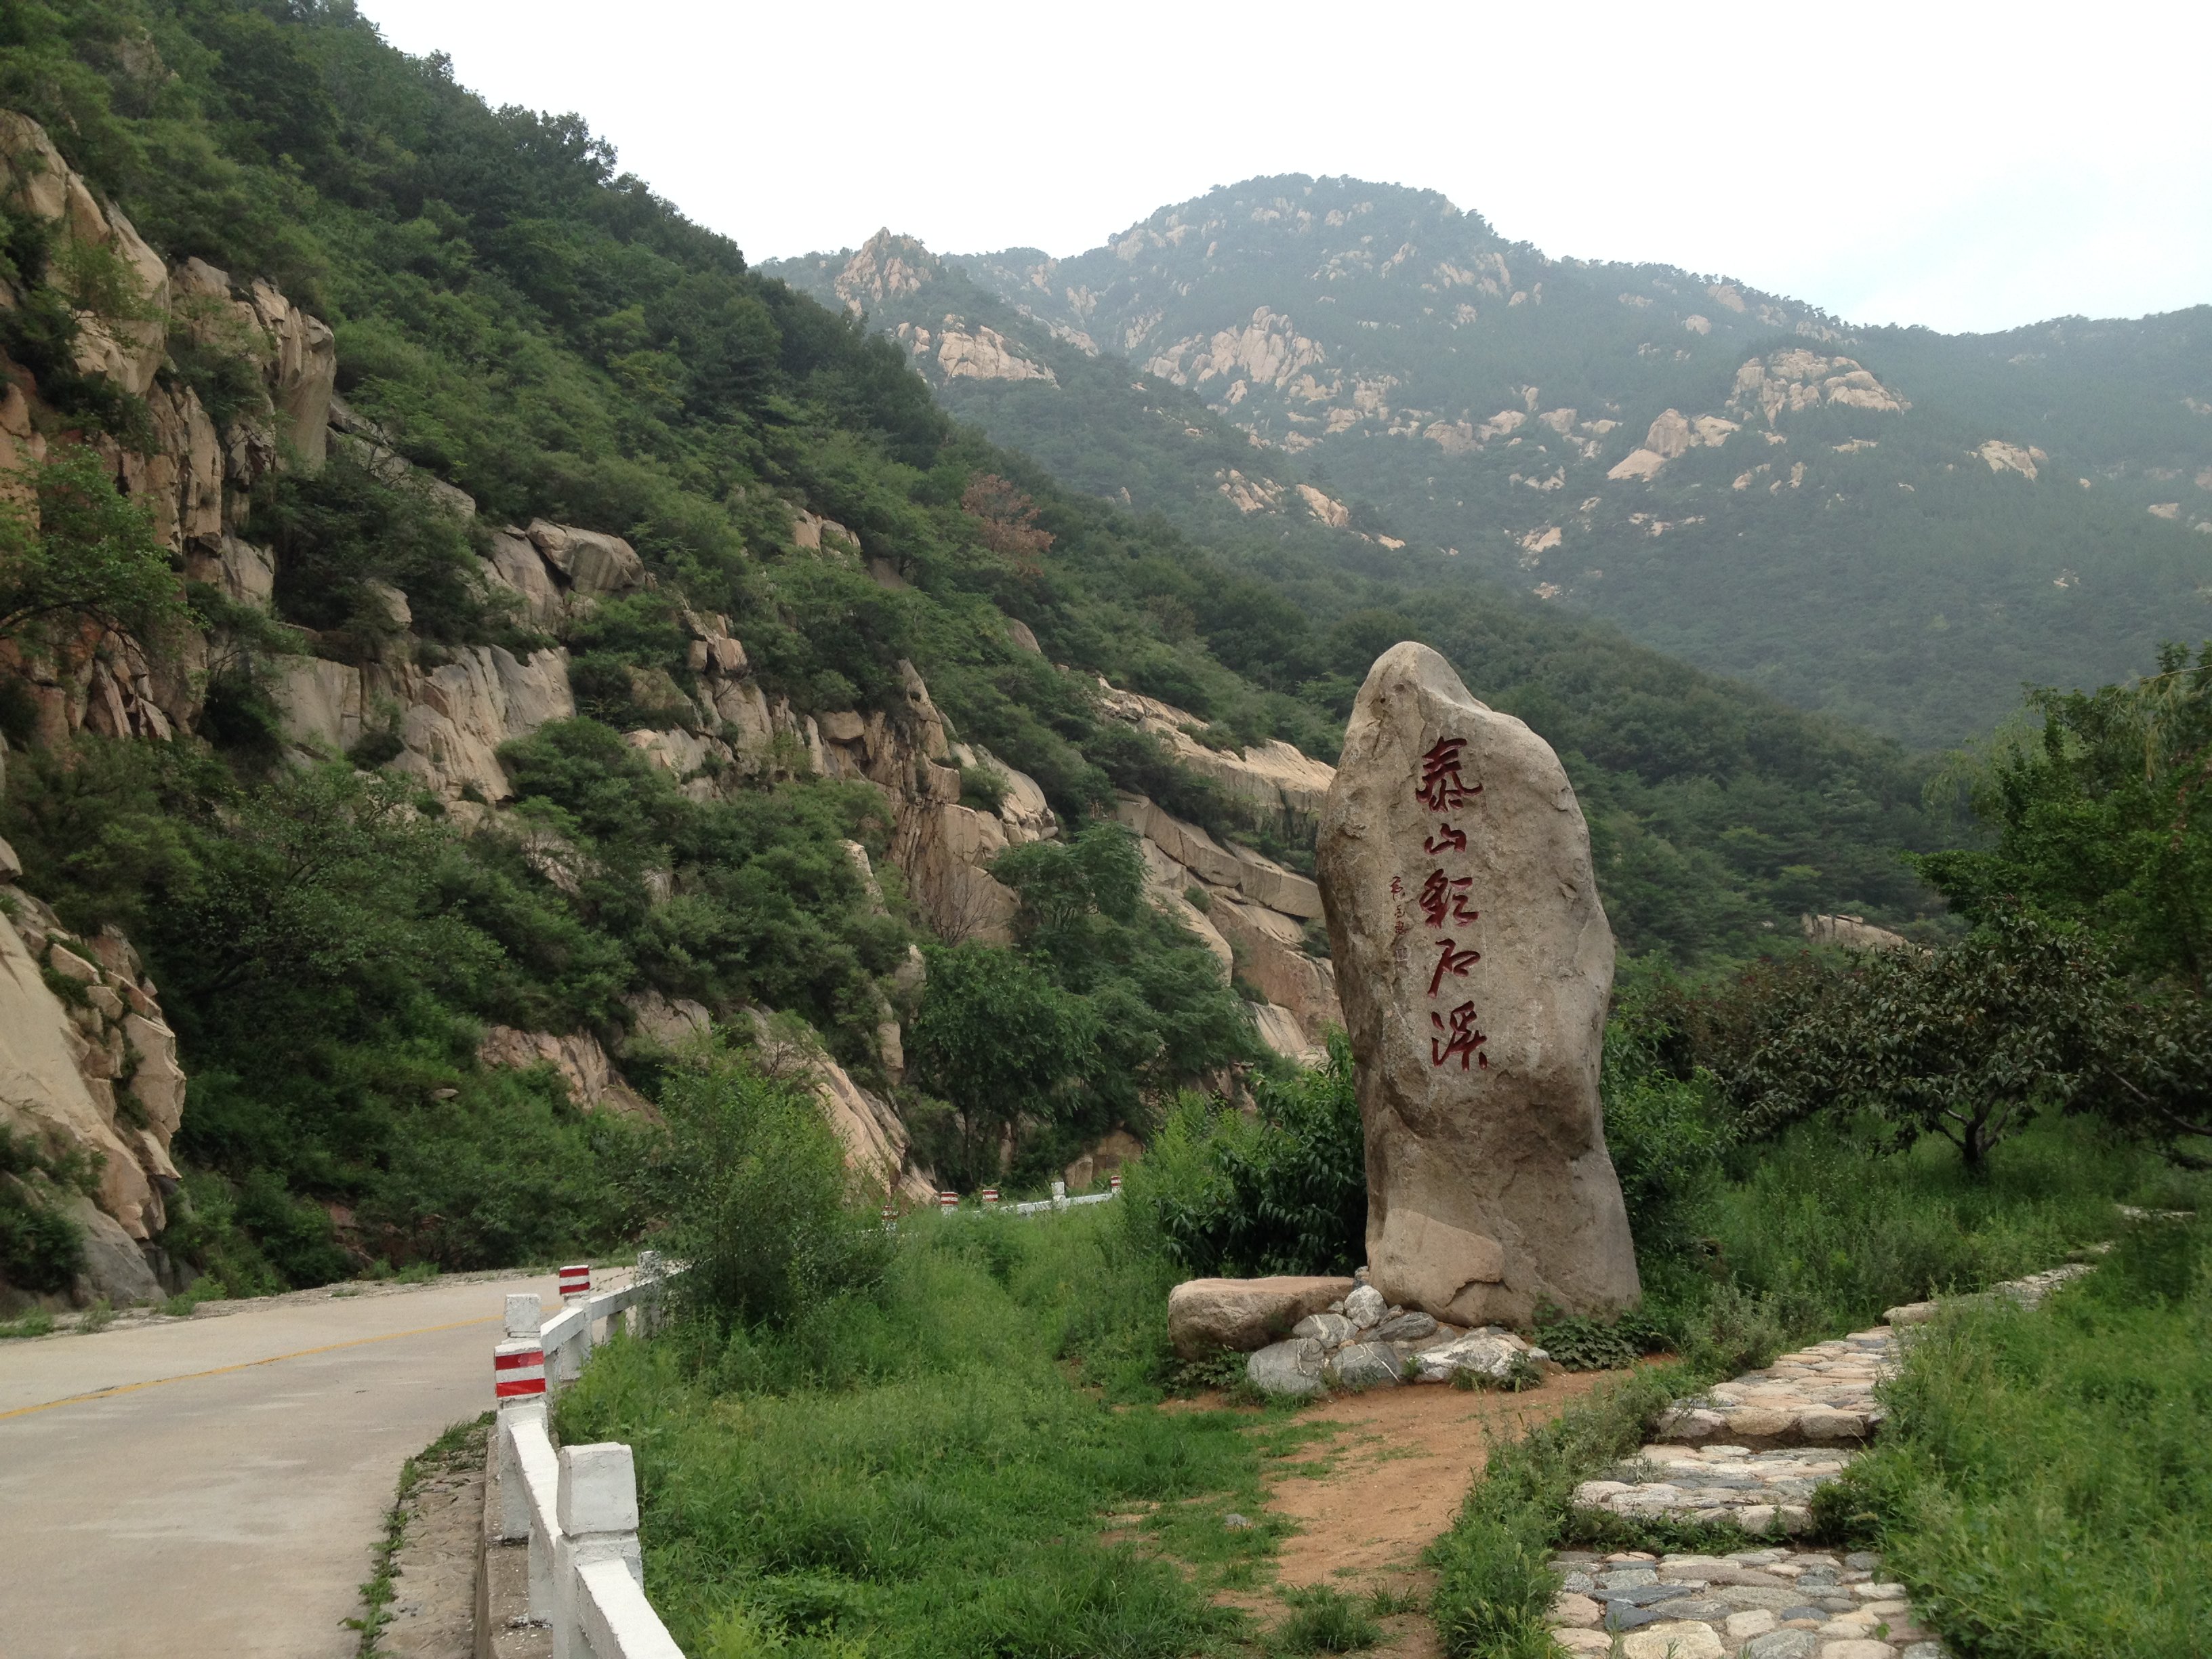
492;1254;685;1659
904;1176;1121;1225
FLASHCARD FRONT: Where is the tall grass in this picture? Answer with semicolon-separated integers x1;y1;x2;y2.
1824;1213;2212;1659
1645;1111;2192;1370
556;1206;1299;1658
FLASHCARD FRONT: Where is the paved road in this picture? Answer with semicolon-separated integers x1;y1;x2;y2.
0;1270;577;1659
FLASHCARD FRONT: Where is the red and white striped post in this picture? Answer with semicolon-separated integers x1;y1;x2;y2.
1109;1173;1123;1195
495;1337;547;1404
558;1263;591;1300
981;1188;1000;1208
938;1191;959;1214
493;1328;548;1544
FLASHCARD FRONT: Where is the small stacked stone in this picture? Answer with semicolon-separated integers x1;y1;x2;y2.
1545;1547;1945;1658
1654;1330;1896;1449
1573;1445;1851;1534
1247;1273;1553;1396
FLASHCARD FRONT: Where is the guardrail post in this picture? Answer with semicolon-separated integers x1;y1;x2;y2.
559;1263;592;1301
494;1324;548;1547
636;1249;664;1337
1051;1179;1069;1211
553;1442;644;1659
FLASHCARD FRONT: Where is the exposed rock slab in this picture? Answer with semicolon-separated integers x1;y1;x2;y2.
476;1027;653;1118
1316;642;1638;1324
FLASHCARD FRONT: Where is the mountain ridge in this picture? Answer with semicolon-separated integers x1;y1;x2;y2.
765;176;2212;746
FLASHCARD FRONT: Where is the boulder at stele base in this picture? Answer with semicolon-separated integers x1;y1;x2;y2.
1315;642;1639;1326
1166;1275;1356;1357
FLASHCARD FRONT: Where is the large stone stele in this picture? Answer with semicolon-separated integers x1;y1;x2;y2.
1316;642;1639;1326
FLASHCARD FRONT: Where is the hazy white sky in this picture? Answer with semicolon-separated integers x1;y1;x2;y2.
355;0;2211;336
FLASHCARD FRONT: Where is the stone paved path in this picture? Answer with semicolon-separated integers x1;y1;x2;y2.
1546;1547;1942;1659
1551;1262;2100;1657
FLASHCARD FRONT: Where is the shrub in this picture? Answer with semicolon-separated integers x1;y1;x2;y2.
642;1043;890;1332
1131;1030;1364;1277
0;443;186;654
0;1129;87;1296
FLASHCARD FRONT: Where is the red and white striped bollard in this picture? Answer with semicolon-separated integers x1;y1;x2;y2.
558;1263;591;1300
494;1337;546;1403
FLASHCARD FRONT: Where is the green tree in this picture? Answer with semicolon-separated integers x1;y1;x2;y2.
0;444;184;651
906;941;1096;1189
1917;641;2212;989
1735;909;2106;1171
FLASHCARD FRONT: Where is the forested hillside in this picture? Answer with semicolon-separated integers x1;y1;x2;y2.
1;0;1942;1298
770;182;2212;745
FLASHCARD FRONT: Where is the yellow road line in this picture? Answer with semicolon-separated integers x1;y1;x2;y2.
0;1314;501;1422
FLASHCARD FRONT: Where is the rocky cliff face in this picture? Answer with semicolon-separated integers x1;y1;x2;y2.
0;109;1351;1273
0;842;188;1305
0;112;337;754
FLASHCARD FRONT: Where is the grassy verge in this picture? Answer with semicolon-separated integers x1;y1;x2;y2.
1818;1212;2211;1659
349;1414;489;1658
554;1204;1336;1659
1427;1366;1692;1659
0;1307;57;1338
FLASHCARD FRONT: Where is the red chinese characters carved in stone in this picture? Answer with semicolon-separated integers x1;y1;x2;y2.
1418;869;1479;928
1416;737;1479;813
1431;1000;1488;1069
1423;822;1468;855
1428;938;1481;996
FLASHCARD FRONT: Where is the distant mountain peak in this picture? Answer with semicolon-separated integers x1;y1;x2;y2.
830;229;945;314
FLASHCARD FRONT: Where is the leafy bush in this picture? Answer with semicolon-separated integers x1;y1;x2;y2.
641;1043;890;1332
0;1128;87;1296
1529;1306;1671;1372
1130;1030;1364;1277
907;825;1257;1189
250;453;506;653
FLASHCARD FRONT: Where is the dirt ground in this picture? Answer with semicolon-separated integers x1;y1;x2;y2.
1214;1370;1628;1657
